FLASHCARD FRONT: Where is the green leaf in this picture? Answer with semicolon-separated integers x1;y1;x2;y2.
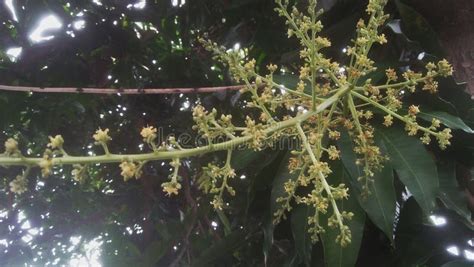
338;131;397;241
231;149;265;170
393;197;432;266
270;153;299;219
395;0;444;56
291;205;312;266
231;149;278;170
418;111;474;134
377;126;439;213
194;228;252;267
321;162;366;267
265;153;298;260
362;163;396;242
437;161;471;222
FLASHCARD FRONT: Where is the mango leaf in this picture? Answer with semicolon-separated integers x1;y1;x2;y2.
437;161;471;222
291;205;312;266
393;197;431;266
194;228;253;267
266;153;299;261
270;153;299;221
321;162;366;267
338;131;397;241
418;111;474;134
231;149;266;170
377;126;438;213
395;0;444;56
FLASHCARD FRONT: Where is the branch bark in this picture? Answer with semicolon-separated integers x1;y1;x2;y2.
0;84;243;95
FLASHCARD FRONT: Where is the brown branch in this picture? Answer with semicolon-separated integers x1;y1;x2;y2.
0;84;243;95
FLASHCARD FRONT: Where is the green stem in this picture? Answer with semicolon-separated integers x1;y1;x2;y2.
211;121;236;139
366;77;427;90
100;142;111;156
351;91;437;136
225;149;232;166
0;87;350;168
347;94;371;190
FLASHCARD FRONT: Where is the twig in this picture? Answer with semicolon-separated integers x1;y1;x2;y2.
0;84;243;95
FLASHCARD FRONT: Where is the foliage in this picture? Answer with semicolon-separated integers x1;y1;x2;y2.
0;0;473;266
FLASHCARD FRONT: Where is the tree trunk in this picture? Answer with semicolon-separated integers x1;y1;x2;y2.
409;0;474;94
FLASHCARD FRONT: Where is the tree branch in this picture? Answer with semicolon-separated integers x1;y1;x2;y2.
0;84;243;95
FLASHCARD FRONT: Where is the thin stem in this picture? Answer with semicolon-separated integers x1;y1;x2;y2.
347;94;371;190
367;77;428;90
351;91;437;136
100;143;111;156
211;121;236;139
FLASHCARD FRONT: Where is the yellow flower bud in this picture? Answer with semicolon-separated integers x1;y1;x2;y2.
140;126;157;144
47;135;64;149
93;128;112;143
4;138;18;155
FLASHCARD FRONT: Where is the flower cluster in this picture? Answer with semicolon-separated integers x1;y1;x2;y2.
198;153;236;210
71;164;87;183
242;116;266;150
119;161;139;181
162;180;182;196
192;105;237;142
4;138;19;156
93;128;111;143
47;135;64;150
39;150;53;177
140;126;157;145
9;174;28;195
162;158;182;196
